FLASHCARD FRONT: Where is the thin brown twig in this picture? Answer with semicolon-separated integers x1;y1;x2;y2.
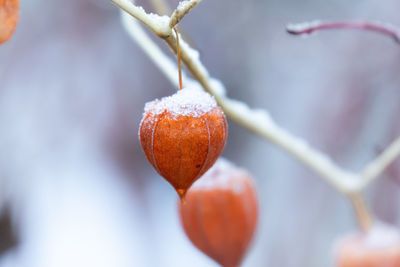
287;20;400;44
174;27;183;90
349;193;373;232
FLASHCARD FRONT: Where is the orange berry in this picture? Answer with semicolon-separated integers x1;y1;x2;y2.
139;86;228;198
179;158;258;267
334;223;400;267
0;0;19;44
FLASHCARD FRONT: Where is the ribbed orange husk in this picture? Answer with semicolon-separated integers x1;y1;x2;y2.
139;106;227;197
179;169;258;267
0;0;19;44
336;232;400;267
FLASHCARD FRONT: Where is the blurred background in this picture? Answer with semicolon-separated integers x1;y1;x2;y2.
0;0;400;266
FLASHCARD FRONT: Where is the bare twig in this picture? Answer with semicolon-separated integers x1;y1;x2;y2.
287;20;400;44
360;136;400;188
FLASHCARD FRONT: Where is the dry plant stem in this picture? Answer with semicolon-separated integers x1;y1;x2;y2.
174;27;183;90
349;193;373;232
287;20;400;44
112;0;400;197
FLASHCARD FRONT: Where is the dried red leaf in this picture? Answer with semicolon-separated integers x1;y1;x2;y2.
179;159;258;267
0;0;19;44
335;223;400;267
139;86;228;198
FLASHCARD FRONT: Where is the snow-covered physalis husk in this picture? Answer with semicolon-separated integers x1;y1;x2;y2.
139;85;228;198
0;0;19;44
334;223;400;267
179;158;258;267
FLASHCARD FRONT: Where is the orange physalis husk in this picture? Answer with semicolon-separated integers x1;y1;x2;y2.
139;85;228;198
179;158;258;267
0;0;19;44
334;223;400;267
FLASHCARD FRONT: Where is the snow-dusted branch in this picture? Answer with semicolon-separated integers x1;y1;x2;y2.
111;1;400;198
169;0;202;28
111;0;200;38
287;20;400;44
360;136;400;188
110;0;171;37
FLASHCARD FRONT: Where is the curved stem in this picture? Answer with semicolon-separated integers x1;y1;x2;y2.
287;20;400;44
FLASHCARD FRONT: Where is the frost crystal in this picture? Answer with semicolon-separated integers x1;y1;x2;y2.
143;85;217;118
147;13;170;29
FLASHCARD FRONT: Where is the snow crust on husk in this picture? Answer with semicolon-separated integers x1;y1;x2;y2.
143;85;217;118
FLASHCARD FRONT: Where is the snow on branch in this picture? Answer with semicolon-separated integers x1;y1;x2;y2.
111;0;171;37
111;0;201;37
287;20;400;44
170;0;202;28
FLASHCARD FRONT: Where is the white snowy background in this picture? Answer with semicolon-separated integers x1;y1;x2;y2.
0;0;400;266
